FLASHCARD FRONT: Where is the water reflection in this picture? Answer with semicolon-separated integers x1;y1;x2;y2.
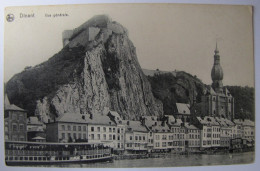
43;151;255;168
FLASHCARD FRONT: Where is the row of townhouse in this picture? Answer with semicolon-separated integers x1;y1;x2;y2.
45;110;255;153
46;111;125;152
193;116;255;150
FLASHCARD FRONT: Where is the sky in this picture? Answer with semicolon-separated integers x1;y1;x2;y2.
4;4;254;87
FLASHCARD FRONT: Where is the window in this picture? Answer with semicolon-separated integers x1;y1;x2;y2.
103;134;106;140
97;134;100;140
118;136;120;140
103;127;106;132
118;128;120;133
12;113;17;120
113;128;116;133
109;128;112;132
91;134;94;140
73;126;76;131
130;136;132;140
91;127;94;132
162;142;166;147
68;133;71;138
62;125;65;131
97;127;100;132
109;134;112;140
139;136;142;140
156;142;160;147
62;133;65;139
83;134;86;139
68;125;71;131
19;114;24;121
143;136;145;140
156;135;160;140
73;133;77;139
135;136;138;140
118;143;120;148
12;124;17;131
78;126;81;131
19;124;24;131
83;126;86;131
113;135;116;140
78;133;81;139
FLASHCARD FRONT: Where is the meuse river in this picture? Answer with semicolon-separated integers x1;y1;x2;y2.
39;151;254;168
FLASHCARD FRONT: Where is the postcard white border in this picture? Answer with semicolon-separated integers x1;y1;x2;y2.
0;0;259;171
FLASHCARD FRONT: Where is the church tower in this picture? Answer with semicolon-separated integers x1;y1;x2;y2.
211;43;224;94
201;43;235;120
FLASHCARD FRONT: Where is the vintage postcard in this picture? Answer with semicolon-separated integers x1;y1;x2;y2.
3;3;254;168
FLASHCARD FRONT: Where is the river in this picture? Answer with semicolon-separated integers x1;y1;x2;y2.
40;151;254;168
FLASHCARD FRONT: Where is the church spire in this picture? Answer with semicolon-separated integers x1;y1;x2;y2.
211;42;224;93
215;41;219;54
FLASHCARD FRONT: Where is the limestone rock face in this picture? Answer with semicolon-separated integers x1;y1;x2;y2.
6;15;163;120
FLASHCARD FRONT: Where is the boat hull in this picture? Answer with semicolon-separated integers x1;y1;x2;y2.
6;156;113;166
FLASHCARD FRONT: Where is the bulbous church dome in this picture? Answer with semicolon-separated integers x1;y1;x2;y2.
211;63;223;81
211;44;223;81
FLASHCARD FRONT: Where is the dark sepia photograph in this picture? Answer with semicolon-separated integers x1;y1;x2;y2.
3;3;255;168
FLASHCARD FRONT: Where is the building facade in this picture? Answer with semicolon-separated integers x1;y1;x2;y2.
4;95;27;141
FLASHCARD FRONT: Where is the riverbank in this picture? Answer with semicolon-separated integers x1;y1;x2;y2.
113;148;255;160
46;151;254;168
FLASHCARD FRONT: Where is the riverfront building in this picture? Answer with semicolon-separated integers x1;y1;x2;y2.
123;120;149;154
27;116;45;142
173;103;191;122
141;116;172;152
4;94;27;141
183;123;201;152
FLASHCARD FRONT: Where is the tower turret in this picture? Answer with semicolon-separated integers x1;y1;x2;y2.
211;43;224;93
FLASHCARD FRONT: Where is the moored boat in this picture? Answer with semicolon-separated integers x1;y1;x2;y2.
5;141;113;166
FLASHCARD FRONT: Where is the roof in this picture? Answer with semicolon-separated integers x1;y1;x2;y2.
107;111;123;124
122;120;148;133
28;126;44;132
4;94;10;106
233;119;243;125
215;117;235;127
56;113;116;126
5;104;26;112
175;103;190;115
243;119;255;127
141;116;170;132
205;87;216;96
27;117;43;125
184;123;199;130
4;94;26;112
196;116;220;126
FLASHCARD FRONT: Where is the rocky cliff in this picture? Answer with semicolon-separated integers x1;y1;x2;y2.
6;15;163;121
145;70;255;121
145;70;206;115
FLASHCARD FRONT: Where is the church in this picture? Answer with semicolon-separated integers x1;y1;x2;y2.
201;44;235;120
